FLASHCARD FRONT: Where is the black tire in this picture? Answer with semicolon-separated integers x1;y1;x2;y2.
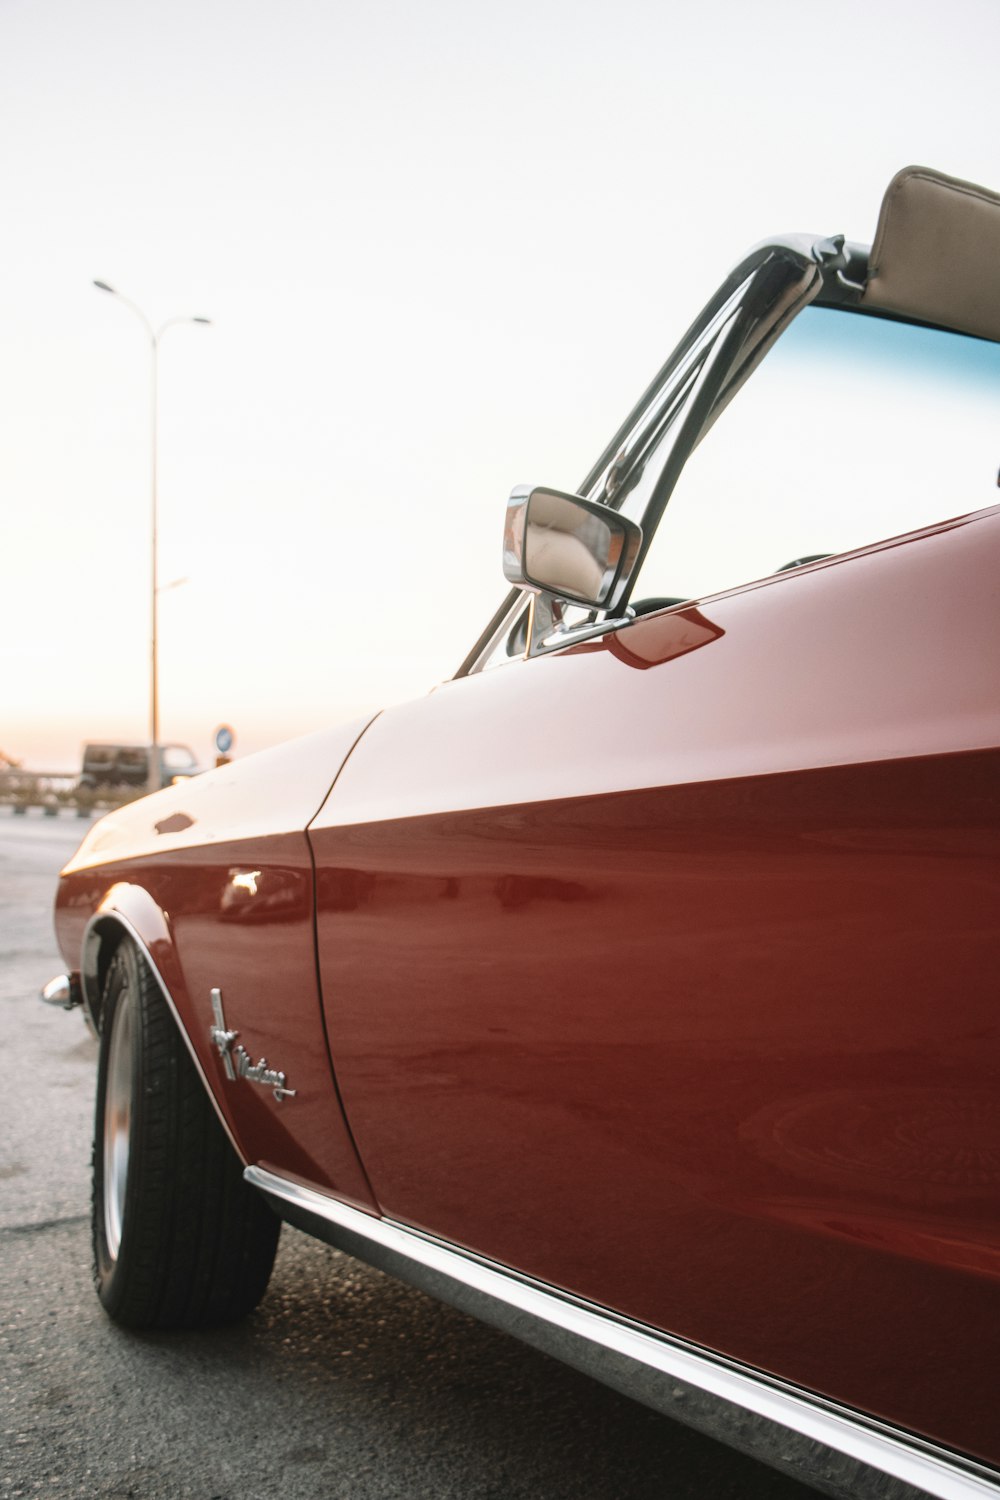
92;939;280;1328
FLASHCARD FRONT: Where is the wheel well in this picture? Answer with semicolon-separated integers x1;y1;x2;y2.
83;917;128;1033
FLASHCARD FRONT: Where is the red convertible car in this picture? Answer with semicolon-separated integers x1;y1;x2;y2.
44;166;1000;1499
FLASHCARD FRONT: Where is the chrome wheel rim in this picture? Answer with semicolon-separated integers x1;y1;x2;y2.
103;984;134;1260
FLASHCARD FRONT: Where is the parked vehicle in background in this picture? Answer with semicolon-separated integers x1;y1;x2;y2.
78;742;201;793
43;167;1000;1500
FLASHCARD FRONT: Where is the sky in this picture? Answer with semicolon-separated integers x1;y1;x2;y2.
2;0;999;769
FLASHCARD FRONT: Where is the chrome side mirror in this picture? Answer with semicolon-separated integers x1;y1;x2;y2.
502;486;642;612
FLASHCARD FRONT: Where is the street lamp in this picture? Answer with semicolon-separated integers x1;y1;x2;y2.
93;280;211;793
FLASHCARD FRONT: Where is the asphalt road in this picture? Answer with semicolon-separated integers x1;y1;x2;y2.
0;810;815;1500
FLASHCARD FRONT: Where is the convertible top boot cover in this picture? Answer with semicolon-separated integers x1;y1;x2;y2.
862;165;1000;343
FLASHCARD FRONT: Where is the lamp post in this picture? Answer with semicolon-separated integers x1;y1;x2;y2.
93;281;211;793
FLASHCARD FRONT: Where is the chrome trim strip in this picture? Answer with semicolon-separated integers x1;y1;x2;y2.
246;1166;999;1500
83;909;247;1165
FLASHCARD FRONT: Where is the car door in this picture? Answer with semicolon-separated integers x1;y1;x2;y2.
309;291;1000;1462
310;506;1000;1447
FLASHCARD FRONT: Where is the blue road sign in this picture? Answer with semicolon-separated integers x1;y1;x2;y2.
214;724;235;755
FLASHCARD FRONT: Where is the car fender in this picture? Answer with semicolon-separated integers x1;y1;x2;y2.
82;881;248;1163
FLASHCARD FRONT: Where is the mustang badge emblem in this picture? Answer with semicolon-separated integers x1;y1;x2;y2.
209;988;297;1103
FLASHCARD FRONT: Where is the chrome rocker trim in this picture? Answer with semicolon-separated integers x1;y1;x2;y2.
247;1165;999;1500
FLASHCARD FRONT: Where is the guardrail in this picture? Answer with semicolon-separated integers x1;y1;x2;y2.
0;770;146;817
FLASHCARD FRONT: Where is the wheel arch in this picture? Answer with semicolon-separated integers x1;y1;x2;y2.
82;883;173;1033
82;885;247;1166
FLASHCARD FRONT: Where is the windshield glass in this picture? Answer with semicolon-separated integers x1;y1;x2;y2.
629;306;1000;606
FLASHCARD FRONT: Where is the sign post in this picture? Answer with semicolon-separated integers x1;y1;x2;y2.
213;724;235;767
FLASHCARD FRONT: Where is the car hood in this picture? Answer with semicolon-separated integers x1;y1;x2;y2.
62;715;378;874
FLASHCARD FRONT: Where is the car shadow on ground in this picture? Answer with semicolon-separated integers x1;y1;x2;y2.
139;1229;811;1499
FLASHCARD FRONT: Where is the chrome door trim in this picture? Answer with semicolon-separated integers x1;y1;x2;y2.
246;1165;999;1500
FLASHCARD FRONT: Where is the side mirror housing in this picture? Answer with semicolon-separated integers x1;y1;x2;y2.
502;486;642;612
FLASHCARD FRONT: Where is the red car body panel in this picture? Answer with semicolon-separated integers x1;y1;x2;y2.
307;508;1000;1461
57;720;378;1210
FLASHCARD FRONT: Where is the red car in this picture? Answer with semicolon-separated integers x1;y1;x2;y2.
44;165;1000;1499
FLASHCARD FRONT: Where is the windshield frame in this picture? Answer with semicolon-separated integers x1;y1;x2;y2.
458;236;865;675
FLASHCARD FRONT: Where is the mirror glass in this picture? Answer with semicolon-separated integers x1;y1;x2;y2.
523;490;622;605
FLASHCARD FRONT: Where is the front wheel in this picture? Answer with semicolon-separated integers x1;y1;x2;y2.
92;939;280;1328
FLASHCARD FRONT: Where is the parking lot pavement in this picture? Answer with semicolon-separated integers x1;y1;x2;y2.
0;811;96;1234
0;811;812;1500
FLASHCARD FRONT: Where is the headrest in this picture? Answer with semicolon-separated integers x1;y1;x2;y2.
862;165;1000;342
